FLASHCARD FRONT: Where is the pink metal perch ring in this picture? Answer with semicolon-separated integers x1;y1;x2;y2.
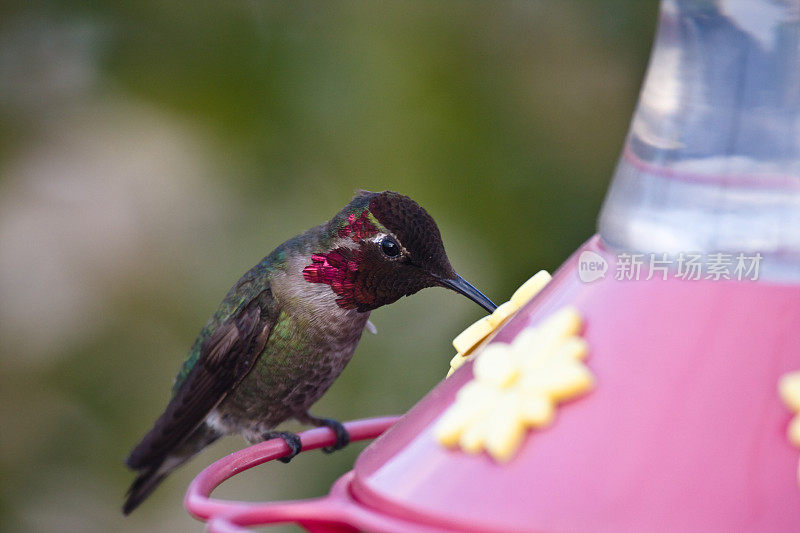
185;416;401;532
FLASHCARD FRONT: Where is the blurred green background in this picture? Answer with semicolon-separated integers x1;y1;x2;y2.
0;1;657;531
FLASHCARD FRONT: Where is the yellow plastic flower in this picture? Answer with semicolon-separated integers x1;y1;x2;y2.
447;271;551;378
779;371;800;483
436;305;593;462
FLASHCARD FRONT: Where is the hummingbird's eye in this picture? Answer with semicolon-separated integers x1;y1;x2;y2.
380;237;401;258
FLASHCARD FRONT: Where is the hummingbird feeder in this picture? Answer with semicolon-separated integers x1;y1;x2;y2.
185;0;800;530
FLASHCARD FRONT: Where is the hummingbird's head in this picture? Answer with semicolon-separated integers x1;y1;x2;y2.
303;190;496;313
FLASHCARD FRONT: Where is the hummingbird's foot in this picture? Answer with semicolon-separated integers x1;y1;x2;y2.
318;418;350;453
299;413;350;453
261;431;302;463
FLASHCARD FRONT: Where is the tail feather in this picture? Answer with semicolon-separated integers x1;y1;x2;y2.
123;422;222;514
123;465;169;515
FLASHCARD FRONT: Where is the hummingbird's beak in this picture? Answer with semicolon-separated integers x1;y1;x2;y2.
437;274;497;313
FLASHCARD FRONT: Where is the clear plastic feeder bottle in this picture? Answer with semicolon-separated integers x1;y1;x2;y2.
599;0;800;281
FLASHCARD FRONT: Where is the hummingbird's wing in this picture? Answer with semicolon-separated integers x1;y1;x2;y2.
126;288;276;471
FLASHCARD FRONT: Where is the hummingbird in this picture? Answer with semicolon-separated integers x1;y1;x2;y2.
123;190;496;514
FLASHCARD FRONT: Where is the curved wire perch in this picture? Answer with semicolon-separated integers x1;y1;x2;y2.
185;416;400;532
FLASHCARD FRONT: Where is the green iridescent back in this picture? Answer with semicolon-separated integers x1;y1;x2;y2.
171;193;376;394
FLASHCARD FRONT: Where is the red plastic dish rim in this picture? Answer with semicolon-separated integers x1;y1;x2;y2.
185;416;406;532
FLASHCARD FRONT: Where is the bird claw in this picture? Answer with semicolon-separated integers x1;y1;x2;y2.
296;414;350;454
261;431;302;463
317;418;350;453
